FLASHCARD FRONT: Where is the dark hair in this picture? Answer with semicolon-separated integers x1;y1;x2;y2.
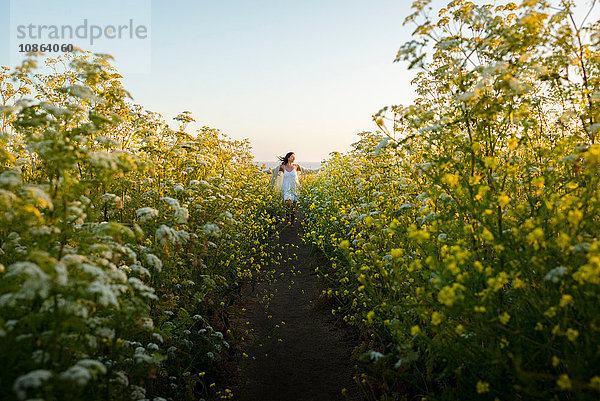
278;152;294;165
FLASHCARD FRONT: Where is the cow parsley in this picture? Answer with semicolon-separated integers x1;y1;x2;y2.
12;369;53;400
201;223;221;237
136;207;159;222
145;253;163;272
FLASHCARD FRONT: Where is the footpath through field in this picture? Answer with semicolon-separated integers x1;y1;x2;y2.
231;214;362;401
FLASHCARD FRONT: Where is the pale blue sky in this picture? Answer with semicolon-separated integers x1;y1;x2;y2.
1;0;596;162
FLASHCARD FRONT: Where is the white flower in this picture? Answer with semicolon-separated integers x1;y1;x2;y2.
131;385;147;400
136;207;158;222
96;327;115;340
5;261;51;300
54;261;68;286
201;223;221;237
64;85;98;101
174;207;189;224
543;266;567;283
88;281;119;307
67;200;87;224
60;360;106;386
100;193;123;209
156;224;177;245
160;197;188;224
145;253;163;272
176;229;191;244
0;170;21;188
31;350;50;364
128;277;158;300
374;138;389;155
112;371;129;387
134;346;154;363
94;136;121;147
160;196;180;208
89;151;120;170
22;185;53;210
13;370;53;400
0;189;17;209
365;350;384;361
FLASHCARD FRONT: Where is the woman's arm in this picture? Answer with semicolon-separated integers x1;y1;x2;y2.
297;164;305;180
269;167;280;187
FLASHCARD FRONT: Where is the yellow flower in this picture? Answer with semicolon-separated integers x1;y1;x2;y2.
565;328;579;342
526;227;545;249
483;156;498;168
410;325;420;336
339;240;350;249
557;374;571;390
437;285;457;307
366;310;375;324
559;294;573;308
556;232;571;249
408;224;430;243
499;312;510;325
443;173;460;186
431;311;442;325
532;176;545;188
567;209;583;226
590;376;600;391
390;248;403;258
497;195;510;208
481;228;494;242
487;272;509;292
552;356;560;367
552;325;561;335
573;256;600;285
584;144;600;164
476;380;490;394
437;283;465;307
512;277;524;289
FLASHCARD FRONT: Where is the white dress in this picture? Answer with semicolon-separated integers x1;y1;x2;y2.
282;167;300;201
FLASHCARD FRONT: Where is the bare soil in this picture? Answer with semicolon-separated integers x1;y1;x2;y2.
227;216;364;401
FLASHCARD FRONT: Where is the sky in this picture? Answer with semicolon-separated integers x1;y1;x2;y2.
1;0;597;163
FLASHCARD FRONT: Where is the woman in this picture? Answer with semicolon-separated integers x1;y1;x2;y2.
269;152;304;225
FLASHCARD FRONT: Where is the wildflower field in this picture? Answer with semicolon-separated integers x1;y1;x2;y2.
301;0;600;400
0;51;282;400
1;0;600;400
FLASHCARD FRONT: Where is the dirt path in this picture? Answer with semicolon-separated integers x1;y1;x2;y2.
230;216;363;401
